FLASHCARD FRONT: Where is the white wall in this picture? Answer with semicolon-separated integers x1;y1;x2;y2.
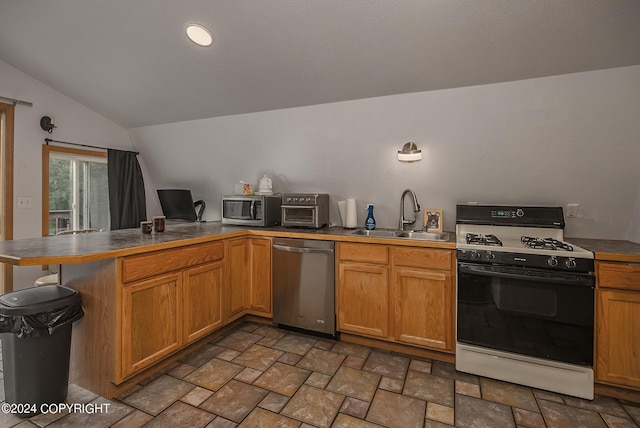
129;65;640;241
0;59;135;289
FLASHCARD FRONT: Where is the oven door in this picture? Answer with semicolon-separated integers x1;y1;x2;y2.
281;205;317;227
457;262;594;366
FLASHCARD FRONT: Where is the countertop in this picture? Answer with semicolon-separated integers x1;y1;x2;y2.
0;222;455;266
566;238;640;263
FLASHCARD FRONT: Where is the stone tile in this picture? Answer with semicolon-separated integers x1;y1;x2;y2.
66;383;99;403
340;396;370;419
431;360;480;384
362;351;410;380
512;407;546;428
424;420;455;428
623;404;640;425
217;349;241;361
234;367;263;384
258;391;290;413
409;359;432;373
403;370;454;407
123;375;194;415
533;389;564;404
456;380;481;398
253;325;288;339
562;394;629;418
296;348;346;376
343;355;366;369
273;333;317;355
168;362;197;379
184;359;245;391
601;413;639;428
253;362;311;397
144;401;214;428
326;366;381;402
366;389;426;428
538;399;607;428
379;376;404;393
216;330;263;352
206;417;238;428
47;396;134;428
426;402;455;425
305;371;332;388
257;337;278;347
181;386;214;407
279;352;303;365
455;394;516;428
333;413;384;428
331;341;372;359
480;378;539;412
181;344;225;367
200;380;269;423
281;385;345;428
111;409;153;428
239;323;261;332
233;344;284;371
239;407;301;427
314;339;337;350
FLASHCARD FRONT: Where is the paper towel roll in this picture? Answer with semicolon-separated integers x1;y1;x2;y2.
346;199;357;229
337;200;347;227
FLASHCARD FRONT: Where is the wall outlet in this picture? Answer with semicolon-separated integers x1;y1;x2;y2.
17;196;33;209
567;203;580;218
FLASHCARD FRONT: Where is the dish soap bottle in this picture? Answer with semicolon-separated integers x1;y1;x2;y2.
365;204;376;230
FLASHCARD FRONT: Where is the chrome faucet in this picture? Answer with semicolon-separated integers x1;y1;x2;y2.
399;189;421;231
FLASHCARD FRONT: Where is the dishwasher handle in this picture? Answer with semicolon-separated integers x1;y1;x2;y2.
273;243;334;254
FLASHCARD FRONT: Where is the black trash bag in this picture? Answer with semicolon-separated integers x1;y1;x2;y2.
0;301;84;339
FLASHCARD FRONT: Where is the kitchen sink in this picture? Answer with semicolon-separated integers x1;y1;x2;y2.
351;229;450;241
351;229;399;238
394;231;451;241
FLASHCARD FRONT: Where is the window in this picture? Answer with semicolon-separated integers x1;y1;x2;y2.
42;145;109;236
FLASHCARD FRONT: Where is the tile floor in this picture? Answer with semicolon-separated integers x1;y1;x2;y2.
1;322;640;427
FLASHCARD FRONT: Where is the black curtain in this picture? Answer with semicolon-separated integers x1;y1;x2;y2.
107;149;146;230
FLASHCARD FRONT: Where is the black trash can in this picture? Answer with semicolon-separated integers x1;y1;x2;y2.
0;285;84;417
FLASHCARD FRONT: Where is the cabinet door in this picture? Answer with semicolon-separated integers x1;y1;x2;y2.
393;266;453;351
121;273;182;379
337;262;389;338
596;289;640;389
248;238;272;316
226;238;249;321
184;261;225;344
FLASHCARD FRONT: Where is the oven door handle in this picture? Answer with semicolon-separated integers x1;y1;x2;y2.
458;263;594;286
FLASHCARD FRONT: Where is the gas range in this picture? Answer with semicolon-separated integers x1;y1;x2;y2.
456;205;593;272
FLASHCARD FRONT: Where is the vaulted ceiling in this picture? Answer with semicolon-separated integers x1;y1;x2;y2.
1;1;639;129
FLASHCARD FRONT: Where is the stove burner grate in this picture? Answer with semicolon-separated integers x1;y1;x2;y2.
466;233;503;246
521;236;573;251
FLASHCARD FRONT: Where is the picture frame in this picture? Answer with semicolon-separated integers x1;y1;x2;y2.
424;209;443;233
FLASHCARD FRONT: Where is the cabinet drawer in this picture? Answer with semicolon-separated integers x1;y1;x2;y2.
598;262;640;290
393;247;452;270
122;241;224;283
339;243;388;264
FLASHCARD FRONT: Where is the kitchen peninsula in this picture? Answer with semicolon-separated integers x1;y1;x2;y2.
0;221;456;398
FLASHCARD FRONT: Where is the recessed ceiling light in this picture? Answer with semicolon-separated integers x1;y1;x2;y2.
186;24;213;47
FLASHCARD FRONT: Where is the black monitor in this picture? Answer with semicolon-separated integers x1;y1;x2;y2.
157;189;197;221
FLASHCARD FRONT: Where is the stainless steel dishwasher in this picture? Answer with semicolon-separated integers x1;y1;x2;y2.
272;238;336;337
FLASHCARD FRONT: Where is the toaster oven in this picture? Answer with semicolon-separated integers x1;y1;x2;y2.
281;193;329;228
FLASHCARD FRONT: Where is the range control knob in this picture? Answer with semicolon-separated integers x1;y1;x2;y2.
472;251;482;260
516;209;524;217
565;258;577;269
485;252;496;261
547;256;558;267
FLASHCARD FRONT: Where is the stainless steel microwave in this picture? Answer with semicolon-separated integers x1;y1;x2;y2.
221;194;282;227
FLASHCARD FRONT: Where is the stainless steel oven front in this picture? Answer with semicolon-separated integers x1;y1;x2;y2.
281;193;329;228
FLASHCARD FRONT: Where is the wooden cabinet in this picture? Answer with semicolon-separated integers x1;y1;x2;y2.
247;238;272;316
121;272;182;379
226;238;249;321
337;242;455;353
596;261;640;390
119;241;225;381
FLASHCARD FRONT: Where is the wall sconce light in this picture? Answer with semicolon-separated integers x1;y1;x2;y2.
397;141;422;162
40;116;57;133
